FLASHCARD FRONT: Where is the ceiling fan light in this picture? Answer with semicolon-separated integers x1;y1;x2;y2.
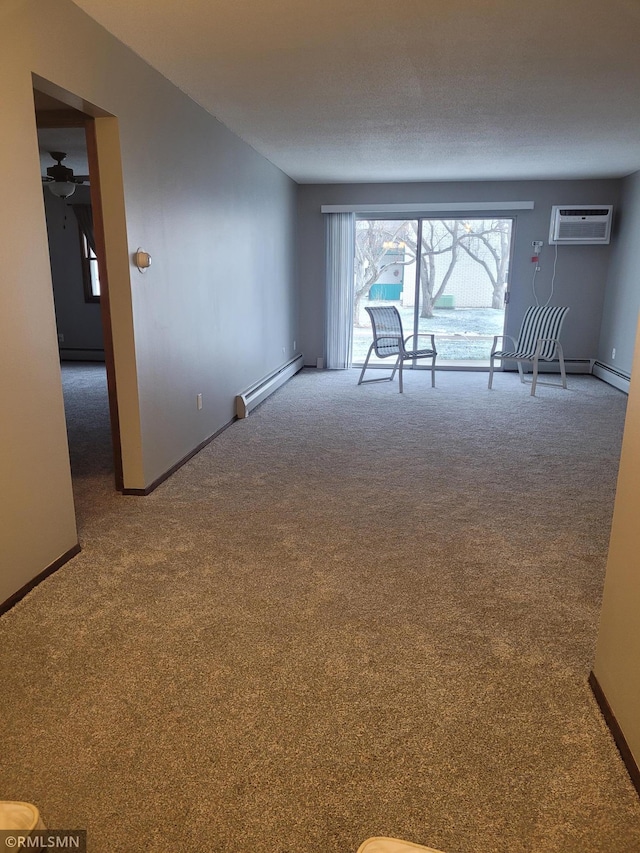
48;181;76;199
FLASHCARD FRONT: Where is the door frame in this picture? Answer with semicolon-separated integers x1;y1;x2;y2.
33;75;126;491
352;214;515;368
85;119;124;489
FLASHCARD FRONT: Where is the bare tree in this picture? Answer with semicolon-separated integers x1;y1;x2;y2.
354;220;413;326
353;217;512;325
454;219;511;309
402;220;462;318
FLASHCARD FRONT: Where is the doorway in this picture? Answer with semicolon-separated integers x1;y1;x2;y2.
34;84;124;494
353;217;513;367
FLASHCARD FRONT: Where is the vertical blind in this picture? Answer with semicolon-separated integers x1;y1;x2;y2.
325;212;355;369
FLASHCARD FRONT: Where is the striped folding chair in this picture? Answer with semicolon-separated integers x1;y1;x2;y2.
488;305;569;396
357;306;437;393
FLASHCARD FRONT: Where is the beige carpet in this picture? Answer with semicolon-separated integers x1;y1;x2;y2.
1;365;639;853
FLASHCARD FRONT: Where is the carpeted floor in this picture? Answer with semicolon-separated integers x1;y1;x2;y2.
1;364;639;853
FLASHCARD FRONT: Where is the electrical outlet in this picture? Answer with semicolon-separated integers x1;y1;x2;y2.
196;393;203;410
612;348;616;360
282;346;286;356
293;340;296;351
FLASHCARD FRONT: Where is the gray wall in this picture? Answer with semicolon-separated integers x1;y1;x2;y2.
297;180;621;366
44;185;105;359
118;100;299;484
598;170;640;377
0;0;297;604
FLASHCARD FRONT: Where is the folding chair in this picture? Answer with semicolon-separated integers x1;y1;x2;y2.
488;305;569;396
357;306;437;393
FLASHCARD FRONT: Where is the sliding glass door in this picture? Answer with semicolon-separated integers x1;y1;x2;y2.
353;217;513;366
353;219;416;365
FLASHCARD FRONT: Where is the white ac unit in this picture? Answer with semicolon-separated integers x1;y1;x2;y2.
549;205;613;245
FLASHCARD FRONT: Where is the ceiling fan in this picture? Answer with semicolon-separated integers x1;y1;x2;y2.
42;151;89;199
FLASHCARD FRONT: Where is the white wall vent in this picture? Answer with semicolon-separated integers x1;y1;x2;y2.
549;205;613;245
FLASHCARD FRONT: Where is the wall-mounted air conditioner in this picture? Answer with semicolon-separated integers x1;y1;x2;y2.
549;205;613;245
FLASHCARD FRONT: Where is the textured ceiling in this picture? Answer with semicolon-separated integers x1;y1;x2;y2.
70;0;640;183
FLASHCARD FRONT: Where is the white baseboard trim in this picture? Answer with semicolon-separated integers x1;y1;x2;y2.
236;354;304;418
355;359;594;374
592;362;630;394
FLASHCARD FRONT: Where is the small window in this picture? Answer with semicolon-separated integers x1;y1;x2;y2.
79;227;100;302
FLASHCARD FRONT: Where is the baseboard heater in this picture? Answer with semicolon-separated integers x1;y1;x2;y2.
592;361;630;394
60;348;105;362
504;358;593;374
236;354;304;418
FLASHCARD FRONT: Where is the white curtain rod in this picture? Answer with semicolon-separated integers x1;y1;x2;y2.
321;201;535;213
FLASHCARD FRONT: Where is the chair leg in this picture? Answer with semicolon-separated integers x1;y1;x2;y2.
357;344;374;385
517;361;525;384
557;343;567;389
398;358;404;393
431;356;436;388
359;346;398;385
488;357;496;389
531;357;539;396
389;354;401;382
